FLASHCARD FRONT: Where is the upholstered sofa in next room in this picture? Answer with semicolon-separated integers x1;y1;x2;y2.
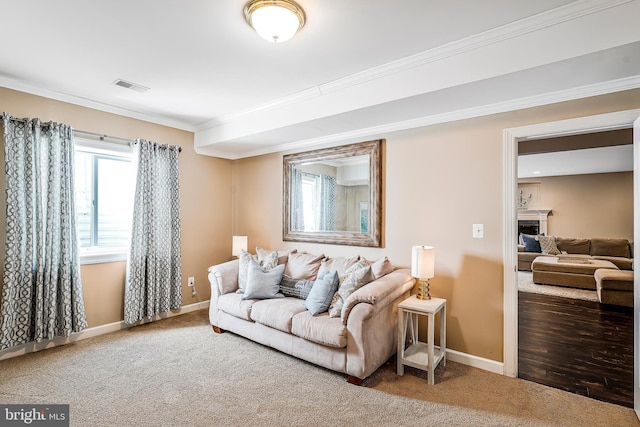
208;250;414;384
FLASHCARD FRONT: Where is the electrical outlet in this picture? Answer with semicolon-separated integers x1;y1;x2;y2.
187;277;195;287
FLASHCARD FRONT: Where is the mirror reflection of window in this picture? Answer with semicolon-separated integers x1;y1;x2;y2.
283;139;382;247
295;170;336;232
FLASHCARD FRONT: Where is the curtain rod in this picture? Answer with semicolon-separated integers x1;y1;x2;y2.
5;117;182;152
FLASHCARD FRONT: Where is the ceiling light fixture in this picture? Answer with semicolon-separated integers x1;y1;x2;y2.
244;0;306;43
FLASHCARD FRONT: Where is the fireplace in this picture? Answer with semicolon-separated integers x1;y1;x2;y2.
516;209;551;241
518;220;539;236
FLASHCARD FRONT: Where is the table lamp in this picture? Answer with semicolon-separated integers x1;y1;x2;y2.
411;245;435;300
232;236;248;258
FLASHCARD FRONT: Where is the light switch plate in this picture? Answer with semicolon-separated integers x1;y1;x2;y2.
473;224;484;239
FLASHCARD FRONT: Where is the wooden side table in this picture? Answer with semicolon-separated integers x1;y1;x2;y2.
397;295;446;384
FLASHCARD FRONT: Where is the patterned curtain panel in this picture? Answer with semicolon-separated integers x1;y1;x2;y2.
124;139;182;324
290;168;304;231
0;113;87;350
316;174;335;231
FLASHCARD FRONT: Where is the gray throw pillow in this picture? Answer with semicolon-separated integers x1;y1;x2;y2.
242;258;285;300
238;249;278;294
305;270;339;316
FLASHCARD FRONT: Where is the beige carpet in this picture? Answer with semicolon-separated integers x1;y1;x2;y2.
0;310;637;426
518;271;599;302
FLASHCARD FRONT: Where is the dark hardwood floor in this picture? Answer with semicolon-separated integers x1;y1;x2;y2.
518;291;634;408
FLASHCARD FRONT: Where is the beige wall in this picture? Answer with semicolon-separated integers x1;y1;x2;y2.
520;172;633;240
2;83;639;362
0;87;233;328
233;88;640;362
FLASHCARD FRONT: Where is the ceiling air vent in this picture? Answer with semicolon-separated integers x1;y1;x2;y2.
112;79;149;93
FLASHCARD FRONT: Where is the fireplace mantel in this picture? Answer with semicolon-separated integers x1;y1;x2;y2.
517;209;551;235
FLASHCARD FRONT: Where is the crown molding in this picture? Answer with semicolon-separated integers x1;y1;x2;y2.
0;76;197;132
224;75;640;159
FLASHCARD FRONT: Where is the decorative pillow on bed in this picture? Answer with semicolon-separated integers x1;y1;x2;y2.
539;235;561;255
520;234;542;253
328;261;374;318
242;258;285;300
238;249;278;294
305;269;339;316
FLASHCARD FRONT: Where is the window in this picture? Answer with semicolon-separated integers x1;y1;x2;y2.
74;139;135;264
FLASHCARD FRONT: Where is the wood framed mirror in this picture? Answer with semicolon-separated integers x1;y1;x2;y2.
283;139;383;247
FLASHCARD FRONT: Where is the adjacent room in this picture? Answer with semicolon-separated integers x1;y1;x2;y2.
515;129;634;407
0;1;639;425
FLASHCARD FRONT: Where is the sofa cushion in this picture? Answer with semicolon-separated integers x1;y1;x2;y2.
595;269;634;291
556;238;591;255
329;261;374;318
291;311;347;348
592;256;633;270
539;236;561;255
520;234;541;253
250;298;307;333
305;270;339;315
320;256;360;277
284;252;325;280
242;259;285;300
217;293;254;321
590;238;631;258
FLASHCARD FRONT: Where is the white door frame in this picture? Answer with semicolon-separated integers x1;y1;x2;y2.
502;108;640;380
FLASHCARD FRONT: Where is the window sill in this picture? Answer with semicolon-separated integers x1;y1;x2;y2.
79;250;128;265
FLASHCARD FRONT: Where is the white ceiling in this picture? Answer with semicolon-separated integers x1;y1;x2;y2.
518;145;634;178
1;0;639;159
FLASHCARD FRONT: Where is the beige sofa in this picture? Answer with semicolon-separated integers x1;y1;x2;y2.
518;237;633;272
208;257;414;384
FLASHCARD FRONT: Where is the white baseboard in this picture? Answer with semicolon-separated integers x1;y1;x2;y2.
0;300;210;361
446;348;504;375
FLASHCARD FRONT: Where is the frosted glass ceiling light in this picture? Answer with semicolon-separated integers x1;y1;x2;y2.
244;0;306;43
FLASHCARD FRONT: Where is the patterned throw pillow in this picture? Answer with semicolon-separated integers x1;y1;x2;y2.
256;246;296;265
279;275;315;299
538;235;561;255
328;261;373;318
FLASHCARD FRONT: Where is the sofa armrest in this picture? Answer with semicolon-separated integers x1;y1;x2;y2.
208;259;240;295
517;245;525;253
341;268;414;324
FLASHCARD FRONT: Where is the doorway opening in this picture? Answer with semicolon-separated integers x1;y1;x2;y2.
502;109;640;408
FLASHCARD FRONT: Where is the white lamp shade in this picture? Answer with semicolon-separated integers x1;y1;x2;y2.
411;246;435;279
232;236;248;257
250;4;302;43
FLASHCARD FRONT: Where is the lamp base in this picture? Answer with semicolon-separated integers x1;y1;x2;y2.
416;279;431;300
